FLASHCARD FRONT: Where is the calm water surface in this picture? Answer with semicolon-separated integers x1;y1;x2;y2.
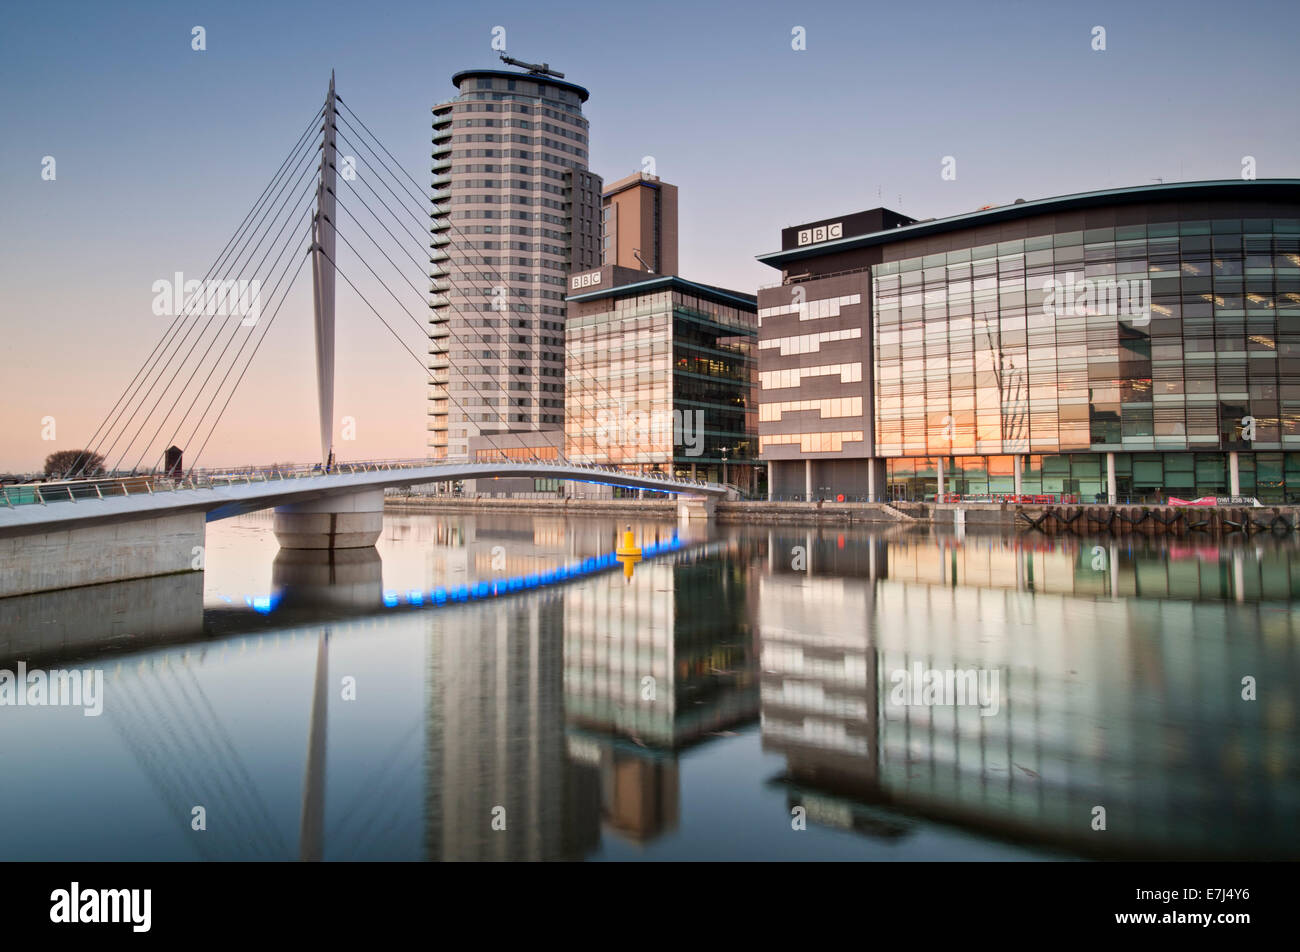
1;510;1297;861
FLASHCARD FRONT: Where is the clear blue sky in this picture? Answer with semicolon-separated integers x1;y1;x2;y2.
2;0;1297;470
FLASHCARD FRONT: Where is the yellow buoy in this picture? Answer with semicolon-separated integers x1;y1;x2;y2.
615;524;642;558
615;524;642;580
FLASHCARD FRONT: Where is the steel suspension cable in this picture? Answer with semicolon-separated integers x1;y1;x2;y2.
128;181;320;474
184;236;313;474
135;199;316;474
333;110;633;467
72;104;324;477
312;243;525;463
105;144;322;472
331;124;603;463
331;188;550;461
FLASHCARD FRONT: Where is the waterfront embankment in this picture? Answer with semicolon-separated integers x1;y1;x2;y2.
385;496;1300;536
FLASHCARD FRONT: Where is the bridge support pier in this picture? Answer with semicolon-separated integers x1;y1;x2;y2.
273;488;384;550
272;547;383;608
677;494;716;522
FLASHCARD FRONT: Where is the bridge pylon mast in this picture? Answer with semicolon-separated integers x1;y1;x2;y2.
310;72;338;467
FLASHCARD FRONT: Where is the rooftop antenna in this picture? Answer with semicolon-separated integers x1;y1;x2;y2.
499;54;565;79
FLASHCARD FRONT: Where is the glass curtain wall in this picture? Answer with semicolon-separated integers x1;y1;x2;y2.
874;217;1300;500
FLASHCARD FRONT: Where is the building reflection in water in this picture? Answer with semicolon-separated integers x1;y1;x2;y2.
423;589;599;861
421;515;761;853
11;512;1294;861
241;519;1300;859
563;545;760;843
758;529;1300;859
417;514;750;857
418;514;643;861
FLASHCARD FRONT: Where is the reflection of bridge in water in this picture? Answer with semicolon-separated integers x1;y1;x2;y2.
2;525;1296;860
2;525;730;861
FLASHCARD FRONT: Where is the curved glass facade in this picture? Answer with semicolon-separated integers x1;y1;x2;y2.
870;215;1300;500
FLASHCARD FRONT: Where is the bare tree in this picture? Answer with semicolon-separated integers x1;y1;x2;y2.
43;449;106;479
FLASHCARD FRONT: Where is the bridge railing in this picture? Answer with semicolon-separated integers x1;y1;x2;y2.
0;457;717;509
0;460;439;508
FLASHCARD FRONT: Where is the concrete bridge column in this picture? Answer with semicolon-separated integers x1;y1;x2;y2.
677;494;716;522
1229;451;1241;497
937;456;945;499
1014;454;1023;496
867;458;876;502
273;488;384;549
805;459;813;501
1107;452;1117;504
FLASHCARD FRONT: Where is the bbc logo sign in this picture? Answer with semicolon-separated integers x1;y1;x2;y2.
571;271;602;290
797;222;843;246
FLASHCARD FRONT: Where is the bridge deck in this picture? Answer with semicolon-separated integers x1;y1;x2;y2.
0;460;728;537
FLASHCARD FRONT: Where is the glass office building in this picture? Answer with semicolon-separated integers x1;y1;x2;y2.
564;266;760;493
757;181;1300;501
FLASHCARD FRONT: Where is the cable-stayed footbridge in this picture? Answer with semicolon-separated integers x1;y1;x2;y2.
0;76;726;597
